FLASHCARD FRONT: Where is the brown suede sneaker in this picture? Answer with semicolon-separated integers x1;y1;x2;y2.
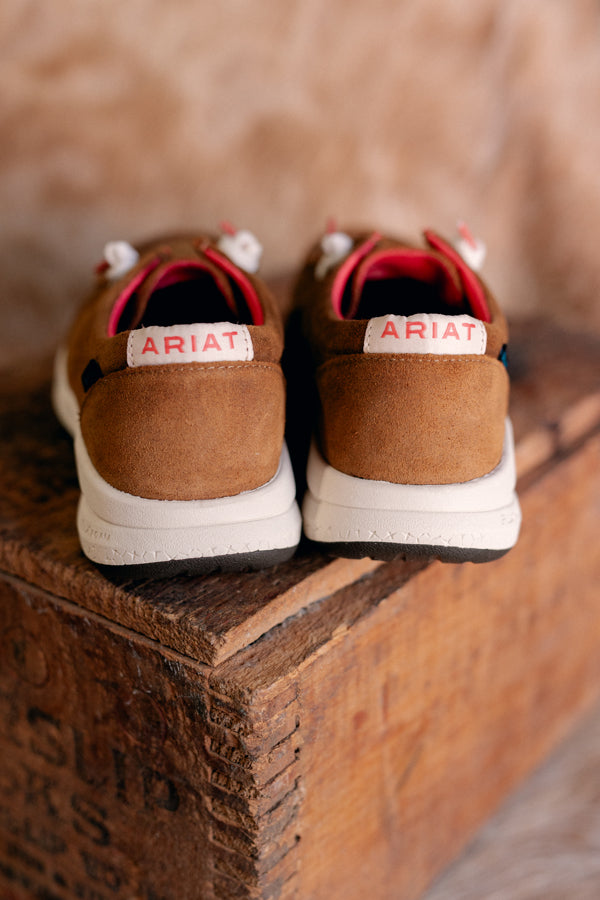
294;225;521;563
52;228;301;575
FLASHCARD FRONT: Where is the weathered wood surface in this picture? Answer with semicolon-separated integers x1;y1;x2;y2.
0;318;599;900
1;433;599;900
220;430;600;899
0;320;598;667
0;573;303;900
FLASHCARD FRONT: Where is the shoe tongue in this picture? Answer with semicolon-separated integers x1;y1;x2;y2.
125;255;238;331
347;246;465;319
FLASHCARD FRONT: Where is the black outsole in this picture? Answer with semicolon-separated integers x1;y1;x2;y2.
319;541;511;565
96;545;298;580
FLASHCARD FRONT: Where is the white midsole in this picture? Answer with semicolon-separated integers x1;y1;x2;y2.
303;421;521;550
52;345;80;437
52;346;302;565
77;492;302;566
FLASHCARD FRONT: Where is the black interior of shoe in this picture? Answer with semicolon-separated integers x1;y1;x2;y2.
344;277;466;320
140;277;234;328
117;269;253;332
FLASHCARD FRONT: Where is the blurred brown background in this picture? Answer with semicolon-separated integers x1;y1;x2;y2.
2;3;600;897
2;0;600;366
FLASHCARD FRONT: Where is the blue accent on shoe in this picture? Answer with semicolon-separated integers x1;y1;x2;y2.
499;344;508;368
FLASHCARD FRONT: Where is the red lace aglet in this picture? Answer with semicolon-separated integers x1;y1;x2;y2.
219;220;237;236
457;220;478;249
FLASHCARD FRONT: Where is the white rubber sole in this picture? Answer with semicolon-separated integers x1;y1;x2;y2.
52;347;302;573
303;420;521;563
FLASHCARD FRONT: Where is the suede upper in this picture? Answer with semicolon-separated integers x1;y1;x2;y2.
294;228;511;485
65;233;287;501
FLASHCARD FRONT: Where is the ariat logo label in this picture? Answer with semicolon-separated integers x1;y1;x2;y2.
127;323;254;367
363;314;487;356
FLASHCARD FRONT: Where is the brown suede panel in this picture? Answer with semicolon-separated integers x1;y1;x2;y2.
247;322;283;362
317;354;509;484
80;362;285;500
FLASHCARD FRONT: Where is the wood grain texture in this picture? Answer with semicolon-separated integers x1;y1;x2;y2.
508;324;600;477
0;319;599;900
0;573;304;900
213;432;600;900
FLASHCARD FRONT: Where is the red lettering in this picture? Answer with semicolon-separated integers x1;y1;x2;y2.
141;337;159;355
381;320;399;339
432;321;438;338
222;331;238;349
442;322;460;339
406;321;426;338
462;322;476;340
191;334;197;352
164;336;184;354
203;333;221;351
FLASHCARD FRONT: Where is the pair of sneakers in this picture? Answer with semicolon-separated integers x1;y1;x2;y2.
52;224;521;576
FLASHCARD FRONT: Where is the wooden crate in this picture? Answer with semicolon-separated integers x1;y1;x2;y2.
0;320;599;900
